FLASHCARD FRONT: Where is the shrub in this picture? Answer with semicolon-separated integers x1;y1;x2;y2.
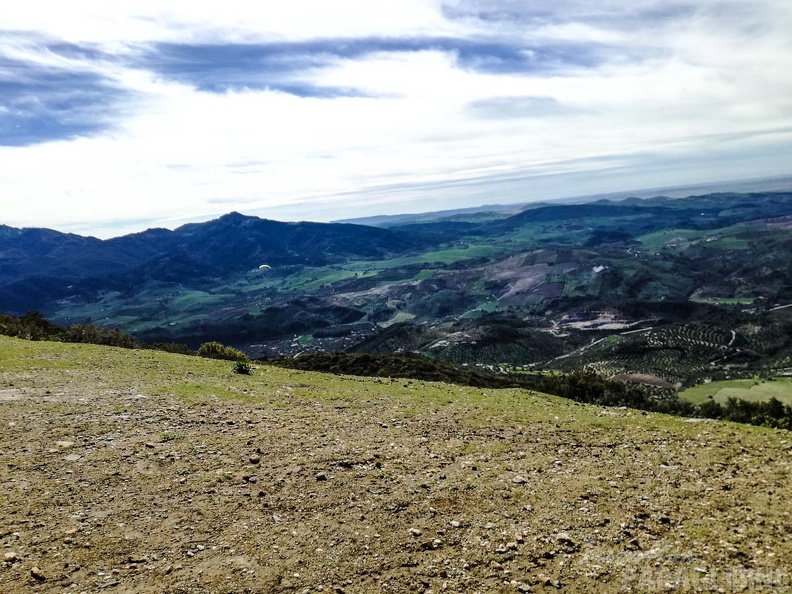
197;341;248;362
62;324;136;348
233;361;253;375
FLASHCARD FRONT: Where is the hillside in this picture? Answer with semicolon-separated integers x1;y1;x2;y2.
1;336;790;592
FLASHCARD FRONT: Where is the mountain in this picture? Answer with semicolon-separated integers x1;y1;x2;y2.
0;213;424;314
4;190;792;389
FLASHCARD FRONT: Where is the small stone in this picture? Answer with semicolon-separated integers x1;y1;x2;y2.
249;454;261;464
64;453;81;462
4;551;18;562
694;567;707;574
512;476;528;484
55;440;74;448
555;532;574;546
31;566;46;581
450;521;462;528
506;541;519;550
315;472;328;481
408;528;422;537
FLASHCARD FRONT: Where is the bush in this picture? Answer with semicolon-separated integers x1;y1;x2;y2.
61;324;136;348
142;342;195;355
197;341;248;362
233;361;253;375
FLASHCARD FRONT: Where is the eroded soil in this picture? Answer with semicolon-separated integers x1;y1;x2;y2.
1;339;791;593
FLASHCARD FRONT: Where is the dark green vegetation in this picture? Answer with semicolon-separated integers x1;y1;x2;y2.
3;190;792;394
0;311;136;348
196;341;249;362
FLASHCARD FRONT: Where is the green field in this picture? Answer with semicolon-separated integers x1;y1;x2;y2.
681;377;792;405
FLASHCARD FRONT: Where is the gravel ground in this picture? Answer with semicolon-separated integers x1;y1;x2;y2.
1;337;791;593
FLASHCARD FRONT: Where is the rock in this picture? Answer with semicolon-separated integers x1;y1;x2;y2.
449;521;462;528
512;476;528;484
555;532;574;546
408;528;422;537
30;566;46;581
249;454;261;464
144;442;155;449
315;472;328;481
64;453;81;462
55;440;74;448
3;551;18;562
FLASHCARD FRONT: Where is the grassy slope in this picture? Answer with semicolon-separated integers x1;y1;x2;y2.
1;336;791;593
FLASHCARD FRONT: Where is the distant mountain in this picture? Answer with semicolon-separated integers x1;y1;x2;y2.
0;213;423;315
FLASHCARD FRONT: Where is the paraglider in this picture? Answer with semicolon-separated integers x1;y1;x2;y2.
258;264;272;270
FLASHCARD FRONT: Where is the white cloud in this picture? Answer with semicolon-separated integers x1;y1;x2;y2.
1;0;791;237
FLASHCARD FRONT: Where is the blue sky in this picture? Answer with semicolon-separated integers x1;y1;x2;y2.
1;0;791;237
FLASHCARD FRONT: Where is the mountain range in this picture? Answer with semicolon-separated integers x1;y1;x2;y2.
3;189;792;388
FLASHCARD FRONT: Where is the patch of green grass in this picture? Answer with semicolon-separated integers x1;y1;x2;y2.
379;311;417;327
349;245;502;270
681;377;792;405
689;294;755;305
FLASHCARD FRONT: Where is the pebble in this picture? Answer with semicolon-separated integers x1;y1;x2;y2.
3;551;18;562
315;472;328;481
64;453;81;462
555;532;574;546
408;528;422;537
449;521;462;528
249;454;261;464
512;476;528;484
30;566;46;581
55;440;74;448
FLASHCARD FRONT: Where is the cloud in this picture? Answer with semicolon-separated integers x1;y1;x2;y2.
0;0;791;237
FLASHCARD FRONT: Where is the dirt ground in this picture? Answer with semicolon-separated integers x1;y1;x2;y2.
1;338;791;593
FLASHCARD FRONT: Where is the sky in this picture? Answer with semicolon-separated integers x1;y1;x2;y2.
1;1;791;238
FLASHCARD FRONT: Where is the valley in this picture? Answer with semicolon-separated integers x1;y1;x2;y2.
3;190;792;393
